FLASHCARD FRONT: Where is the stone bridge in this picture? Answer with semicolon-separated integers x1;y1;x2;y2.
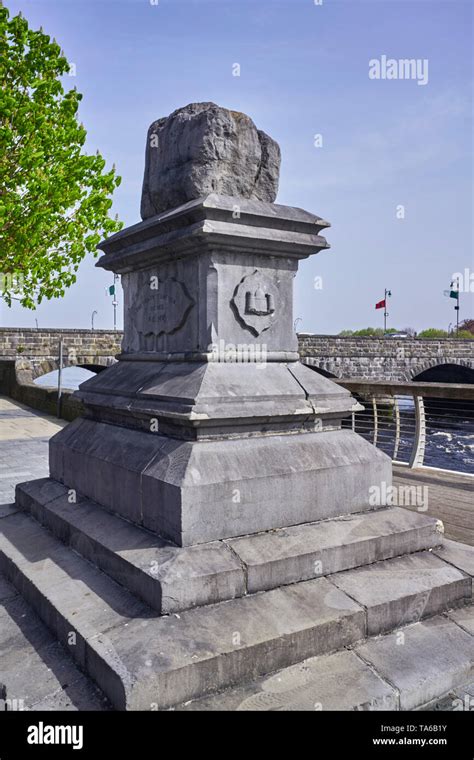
0;328;473;383
299;334;474;382
0;328;122;378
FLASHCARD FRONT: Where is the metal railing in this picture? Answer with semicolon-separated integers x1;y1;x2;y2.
336;380;474;474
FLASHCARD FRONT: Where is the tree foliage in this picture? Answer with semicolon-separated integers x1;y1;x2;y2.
0;4;122;308
339;327;398;337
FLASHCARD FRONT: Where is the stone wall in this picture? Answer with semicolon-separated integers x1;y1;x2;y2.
0;359;83;421
0;328;121;377
298;334;474;381
0;329;473;382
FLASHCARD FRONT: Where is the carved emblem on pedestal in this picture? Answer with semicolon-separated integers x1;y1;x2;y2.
231;270;277;336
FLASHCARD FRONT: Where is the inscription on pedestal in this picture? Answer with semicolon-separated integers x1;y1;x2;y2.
133;277;195;350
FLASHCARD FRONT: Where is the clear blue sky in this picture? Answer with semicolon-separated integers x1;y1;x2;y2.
2;0;473;333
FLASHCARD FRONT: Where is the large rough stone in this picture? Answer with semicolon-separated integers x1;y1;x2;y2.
140;103;280;218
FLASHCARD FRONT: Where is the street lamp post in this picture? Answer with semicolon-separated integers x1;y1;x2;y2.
91;310;98;331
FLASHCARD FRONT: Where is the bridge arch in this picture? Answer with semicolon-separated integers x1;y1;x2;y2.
411;361;474;384
28;356;116;381
301;358;340;379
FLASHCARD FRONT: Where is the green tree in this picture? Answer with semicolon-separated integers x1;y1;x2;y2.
0;4;122;308
417;328;449;338
338;327;398;337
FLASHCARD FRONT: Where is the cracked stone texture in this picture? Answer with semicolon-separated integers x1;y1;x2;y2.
140;102;281;218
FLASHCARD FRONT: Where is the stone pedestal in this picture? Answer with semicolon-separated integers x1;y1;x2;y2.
49;194;391;546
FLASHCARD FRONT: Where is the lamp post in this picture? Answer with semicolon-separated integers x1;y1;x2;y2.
91;310;98;331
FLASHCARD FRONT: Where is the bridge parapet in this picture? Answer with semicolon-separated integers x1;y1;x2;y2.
0;328;122;376
299;334;474;381
0;329;473;382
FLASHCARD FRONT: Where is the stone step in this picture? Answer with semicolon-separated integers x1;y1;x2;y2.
15;478;245;614
16;478;442;611
0;510;365;709
1;510;469;710
177;612;474;711
226;506;443;594
329;551;471;636
0;575;109;711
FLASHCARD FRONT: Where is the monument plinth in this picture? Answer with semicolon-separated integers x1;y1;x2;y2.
49;104;391;547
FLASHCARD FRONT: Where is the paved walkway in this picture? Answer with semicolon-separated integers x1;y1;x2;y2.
0;396;66;508
393;465;474;547
0;397;109;710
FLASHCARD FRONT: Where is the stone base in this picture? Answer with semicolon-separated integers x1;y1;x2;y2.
15;478;443;613
50;420;391;546
1;498;473;711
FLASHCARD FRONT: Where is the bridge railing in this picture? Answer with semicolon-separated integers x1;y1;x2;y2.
335;380;474;474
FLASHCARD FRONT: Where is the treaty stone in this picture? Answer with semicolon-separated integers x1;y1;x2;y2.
140;102;281;218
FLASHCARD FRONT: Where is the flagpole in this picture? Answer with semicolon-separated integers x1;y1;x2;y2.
384;288;391;333
455;277;460;336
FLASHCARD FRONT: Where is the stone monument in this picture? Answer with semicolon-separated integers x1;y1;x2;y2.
6;103;469;712
49;102;391;546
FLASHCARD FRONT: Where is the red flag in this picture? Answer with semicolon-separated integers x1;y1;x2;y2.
375;299;386;309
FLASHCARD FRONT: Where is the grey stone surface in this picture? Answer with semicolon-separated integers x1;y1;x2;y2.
140;103;281;218
0;437;50;507
93;576;365;710
177;649;398;711
330;552;470;636
0;511;366;710
57;190;392;546
448;604;474;636
77;359;355;433
434;539;474;583
50;419;391;546
0;511;151;672
16;478;246;614
0;576;108;710
98;196;330;360
0;574;18;603
227;507;442;594
356;616;474;710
